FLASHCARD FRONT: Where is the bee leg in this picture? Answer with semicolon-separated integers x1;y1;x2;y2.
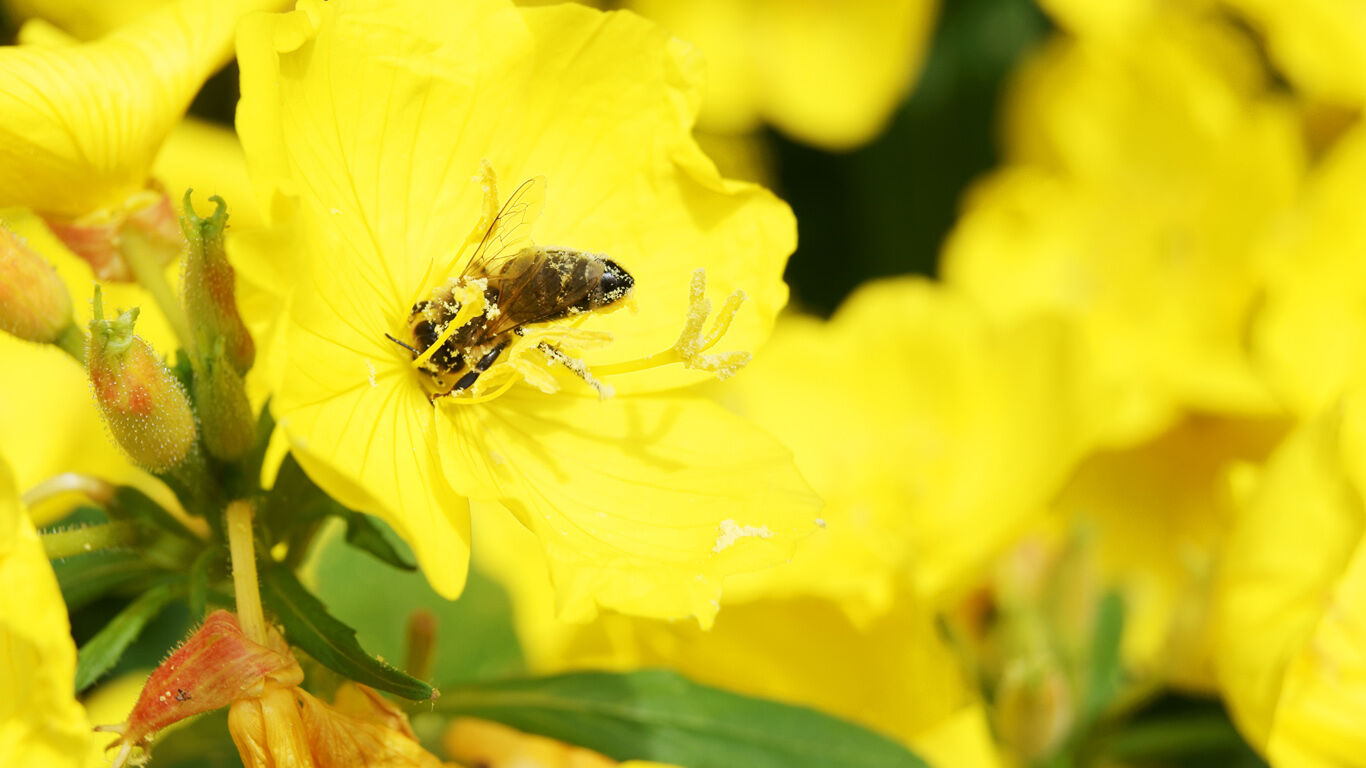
537;342;611;398
433;341;509;399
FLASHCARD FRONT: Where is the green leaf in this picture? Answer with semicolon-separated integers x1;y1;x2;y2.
343;512;417;571
259;454;340;543
186;548;221;620
439;670;929;768
1084;591;1125;724
74;582;179;691
259;562;435;701
311;521;524;686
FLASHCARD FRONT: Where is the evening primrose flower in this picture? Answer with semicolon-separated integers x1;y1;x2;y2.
445;718;677;768
1220;0;1366;108
1051;414;1286;690
1214;396;1366;766
472;507;1003;768
0;452;102;767
4;0;171;40
706;277;1090;613
0;0;277;279
1253;122;1366;417
627;0;939;150
942;8;1303;445
236;0;817;623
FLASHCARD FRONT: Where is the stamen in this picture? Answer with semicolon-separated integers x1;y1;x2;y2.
594;268;752;380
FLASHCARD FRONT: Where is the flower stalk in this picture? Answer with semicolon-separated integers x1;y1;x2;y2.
226;500;268;646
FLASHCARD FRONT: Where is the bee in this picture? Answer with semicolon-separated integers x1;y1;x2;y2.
386;177;634;398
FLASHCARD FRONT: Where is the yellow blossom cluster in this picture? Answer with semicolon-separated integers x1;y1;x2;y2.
6;0;1366;767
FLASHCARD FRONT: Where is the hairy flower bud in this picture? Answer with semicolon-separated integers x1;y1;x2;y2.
182;192;255;373
1;222;74;343
194;341;256;461
87;287;198;473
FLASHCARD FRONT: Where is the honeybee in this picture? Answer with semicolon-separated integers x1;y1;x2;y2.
386;177;634;398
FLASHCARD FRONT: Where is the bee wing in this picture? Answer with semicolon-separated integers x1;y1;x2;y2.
482;250;607;337
461;176;547;278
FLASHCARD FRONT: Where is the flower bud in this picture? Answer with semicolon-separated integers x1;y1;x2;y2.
194;340;255;462
87;287;198;473
182;192;255;373
43;186;183;282
1;222;74;343
994;655;1074;763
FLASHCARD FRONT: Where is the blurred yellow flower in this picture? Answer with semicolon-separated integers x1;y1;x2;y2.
236;0;818;623
0;451;102;766
942;9;1303;445
0;0;275;278
708;277;1090;613
628;0;938;150
3;0;171;40
1215;396;1366;766
1253;122;1366;417
473;506;1002;768
1053;414;1286;690
1222;0;1366;108
445;718;673;768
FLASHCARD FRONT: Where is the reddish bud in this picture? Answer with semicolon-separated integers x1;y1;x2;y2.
87;286;198;472
104;611;302;755
182;192;255;373
1;222;74;343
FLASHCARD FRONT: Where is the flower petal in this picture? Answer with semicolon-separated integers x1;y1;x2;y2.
0;452;101;766
0;0;279;217
441;391;820;625
236;0;795;396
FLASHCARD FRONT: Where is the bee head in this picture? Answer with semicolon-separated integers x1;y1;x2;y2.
598;259;634;304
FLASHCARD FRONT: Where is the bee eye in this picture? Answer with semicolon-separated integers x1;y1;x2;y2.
598;259;634;302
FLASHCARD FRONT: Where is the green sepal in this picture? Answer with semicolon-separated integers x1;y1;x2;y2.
74;582;180;691
259;563;436;701
438;670;930;768
344;512;417;571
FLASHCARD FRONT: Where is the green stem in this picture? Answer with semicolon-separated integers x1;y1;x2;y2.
121;228;192;354
53;323;87;364
42;521;141;560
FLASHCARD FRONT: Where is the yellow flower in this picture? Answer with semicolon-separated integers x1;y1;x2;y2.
236;0;818;623
942;8;1303;445
444;718;645;768
1253;122;1366;416
474;498;1003;768
3;0;172;40
1221;0;1366;108
626;0;938;150
1214;396;1366;766
0;0;276;278
1034;415;1286;691
707;277;1090;613
0;451;102;766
